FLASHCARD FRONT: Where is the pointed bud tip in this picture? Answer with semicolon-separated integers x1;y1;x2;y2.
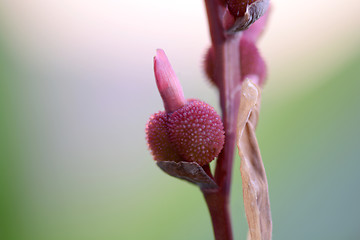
155;48;166;60
153;49;186;113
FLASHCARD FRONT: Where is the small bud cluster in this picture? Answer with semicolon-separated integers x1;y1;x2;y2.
146;99;225;166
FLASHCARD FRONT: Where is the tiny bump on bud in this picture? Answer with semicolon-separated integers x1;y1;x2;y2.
146;111;182;162
168;99;225;166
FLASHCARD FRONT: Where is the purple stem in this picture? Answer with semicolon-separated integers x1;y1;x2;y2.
203;1;243;239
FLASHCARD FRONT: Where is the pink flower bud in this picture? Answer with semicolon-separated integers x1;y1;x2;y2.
203;47;218;87
145;111;182;162
146;100;225;166
240;38;267;86
147;50;225;166
154;49;186;113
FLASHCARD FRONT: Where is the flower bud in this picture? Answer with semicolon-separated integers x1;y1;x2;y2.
204;47;217;87
168;100;225;166
146;100;225;166
223;0;269;32
147;50;225;166
146;111;182;162
240;38;267;86
154;49;186;113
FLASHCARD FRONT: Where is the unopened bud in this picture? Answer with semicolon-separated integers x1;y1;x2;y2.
224;0;269;33
154;49;186;113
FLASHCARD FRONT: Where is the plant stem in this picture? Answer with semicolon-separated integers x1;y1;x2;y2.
214;33;242;195
203;190;233;240
203;1;243;239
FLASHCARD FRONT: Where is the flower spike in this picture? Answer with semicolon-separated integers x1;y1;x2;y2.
149;49;225;166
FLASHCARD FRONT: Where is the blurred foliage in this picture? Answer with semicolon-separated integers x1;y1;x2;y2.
258;49;360;240
0;33;21;240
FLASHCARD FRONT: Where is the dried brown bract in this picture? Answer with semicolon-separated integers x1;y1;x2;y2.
236;80;272;240
227;0;270;33
157;161;218;190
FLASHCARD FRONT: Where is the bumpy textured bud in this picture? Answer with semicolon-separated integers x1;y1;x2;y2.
147;49;225;166
240;38;267;86
146;100;225;166
204;47;217;87
146;111;182;162
168;99;225;166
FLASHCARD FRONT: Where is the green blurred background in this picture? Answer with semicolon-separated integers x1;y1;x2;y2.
1;0;360;239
